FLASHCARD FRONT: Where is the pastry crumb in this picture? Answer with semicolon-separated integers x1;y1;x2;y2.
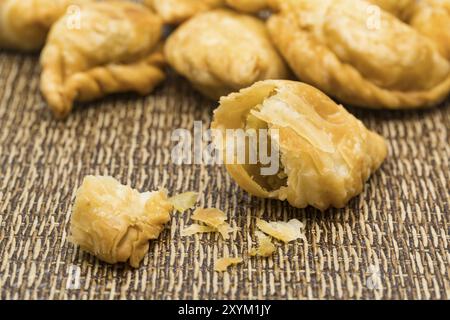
184;208;238;239
256;218;305;243
250;231;276;257
181;223;216;237
169;192;198;213
214;257;243;272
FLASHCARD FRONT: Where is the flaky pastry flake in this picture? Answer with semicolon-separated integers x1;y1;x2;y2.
214;257;243;272
181;224;216;237
165;9;289;100
250;231;276;257
212;80;388;210
256;218;305;243
0;0;92;51
269;0;450;109
40;1;165;118
190;208;238;239
169;192;199;213
69;176;173;268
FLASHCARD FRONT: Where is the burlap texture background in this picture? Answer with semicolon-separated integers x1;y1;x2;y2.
0;52;448;300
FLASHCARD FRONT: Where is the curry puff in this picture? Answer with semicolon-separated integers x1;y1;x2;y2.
165;9;289;100
268;0;450;109
0;0;92;51
212;80;388;211
40;1;165;118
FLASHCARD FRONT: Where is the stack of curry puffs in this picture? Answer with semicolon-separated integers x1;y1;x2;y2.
0;0;449;210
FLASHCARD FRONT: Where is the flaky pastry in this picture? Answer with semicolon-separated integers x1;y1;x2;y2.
269;0;450;109
249;231;276;257
168;192;198;213
212;80;388;210
214;257;243;272
184;207;238;239
143;0;223;24
40;1;165;118
0;0;92;51
69;176;173;268
256;218;305;243
165;9;289;100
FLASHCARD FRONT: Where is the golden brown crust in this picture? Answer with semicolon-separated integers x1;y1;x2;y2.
144;0;223;24
408;0;450;61
367;0;450;60
212;80;388;210
366;0;417;19
69;176;173;268
269;0;450;109
225;0;280;13
0;0;92;51
40;1;165;118
165;9;289;100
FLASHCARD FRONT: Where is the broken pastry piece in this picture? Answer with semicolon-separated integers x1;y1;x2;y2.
182;208;238;239
256;218;305;243
0;0;92;51
69;176;173;268
168;192;198;213
212;80;388;210
181;224;216;237
250;231;276;257
165;9;289;100
214;257;243;272
268;0;450;109
40;1;166;118
144;0;223;24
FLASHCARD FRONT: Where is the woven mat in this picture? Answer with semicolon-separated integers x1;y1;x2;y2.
0;51;448;300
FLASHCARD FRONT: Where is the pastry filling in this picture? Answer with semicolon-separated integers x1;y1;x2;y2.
242;100;287;192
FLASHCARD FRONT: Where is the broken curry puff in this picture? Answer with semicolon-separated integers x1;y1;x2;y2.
70;176;175;268
165;9;289;100
268;0;450;109
212;80;388;211
40;1;165;118
0;0;92;51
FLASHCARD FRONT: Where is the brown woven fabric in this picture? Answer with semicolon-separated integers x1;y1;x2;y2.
0;52;448;300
